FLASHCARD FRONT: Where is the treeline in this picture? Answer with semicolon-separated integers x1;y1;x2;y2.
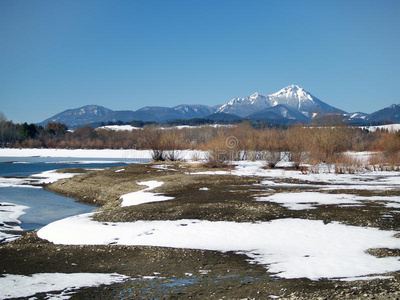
1;112;400;169
0;118;68;148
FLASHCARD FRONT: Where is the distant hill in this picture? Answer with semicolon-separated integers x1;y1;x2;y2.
38;104;217;128
248;104;309;123
367;104;400;124
38;105;113;128
205;112;241;121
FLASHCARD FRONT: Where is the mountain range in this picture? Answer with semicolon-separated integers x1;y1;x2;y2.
38;85;400;128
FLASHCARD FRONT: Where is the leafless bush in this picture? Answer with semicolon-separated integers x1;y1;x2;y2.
333;155;366;174
286;125;311;169
378;132;400;160
263;129;286;168
161;130;188;161
308;125;352;164
203;149;229;168
141;127;166;161
201;134;238;167
368;151;400;171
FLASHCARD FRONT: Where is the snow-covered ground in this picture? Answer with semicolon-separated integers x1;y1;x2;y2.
2;149;400;298
97;125;142;131
97;124;235;131
0;273;129;299
38;160;400;281
120;181;174;207
0;148;152;159
361;123;400;132
38;214;400;281
0;148;205;162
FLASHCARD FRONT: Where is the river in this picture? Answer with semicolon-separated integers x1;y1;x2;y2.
0;156;140;242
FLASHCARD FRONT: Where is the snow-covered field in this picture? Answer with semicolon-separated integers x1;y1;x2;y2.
0;148;204;162
0;148;152;159
97;123;400;133
2;149;400;298
361;124;400;132
97;124;234;131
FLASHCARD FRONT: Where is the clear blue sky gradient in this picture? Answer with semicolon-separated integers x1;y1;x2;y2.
1;0;400;123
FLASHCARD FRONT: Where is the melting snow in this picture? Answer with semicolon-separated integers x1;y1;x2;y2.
0;202;28;243
38;216;400;281
120;181;174;207
256;192;362;210
0;273;129;299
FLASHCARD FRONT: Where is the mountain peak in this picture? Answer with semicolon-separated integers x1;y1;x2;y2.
270;85;314;105
273;85;305;95
285;84;302;91
217;85;343;118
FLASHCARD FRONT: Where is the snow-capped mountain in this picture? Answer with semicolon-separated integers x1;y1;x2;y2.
129;104;216;122
216;85;344;119
173;104;215;118
38;105;113;128
37;86;398;128
38;104;217;128
216;93;271;118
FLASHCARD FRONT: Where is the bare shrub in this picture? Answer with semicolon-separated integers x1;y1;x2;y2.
141;127;165;161
286;125;311;169
161;129;188;161
369;151;400;171
191;151;201;162
309;124;352;164
263;129;286;168
333;154;366;174
232;122;264;160
203;149;229;168
202;134;237;168
264;151;283;168
378;132;400;160
368;152;386;171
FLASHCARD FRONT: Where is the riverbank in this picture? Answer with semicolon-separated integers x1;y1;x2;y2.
2;161;400;299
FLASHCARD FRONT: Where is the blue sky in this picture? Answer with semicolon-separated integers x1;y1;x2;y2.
1;0;400;123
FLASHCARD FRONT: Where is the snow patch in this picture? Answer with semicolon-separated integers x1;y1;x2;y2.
0;201;28;243
0;273;129;299
256;192;363;210
120;181;174;207
38;216;400;281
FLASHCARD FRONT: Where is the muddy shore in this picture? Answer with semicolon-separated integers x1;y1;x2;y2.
1;162;400;299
